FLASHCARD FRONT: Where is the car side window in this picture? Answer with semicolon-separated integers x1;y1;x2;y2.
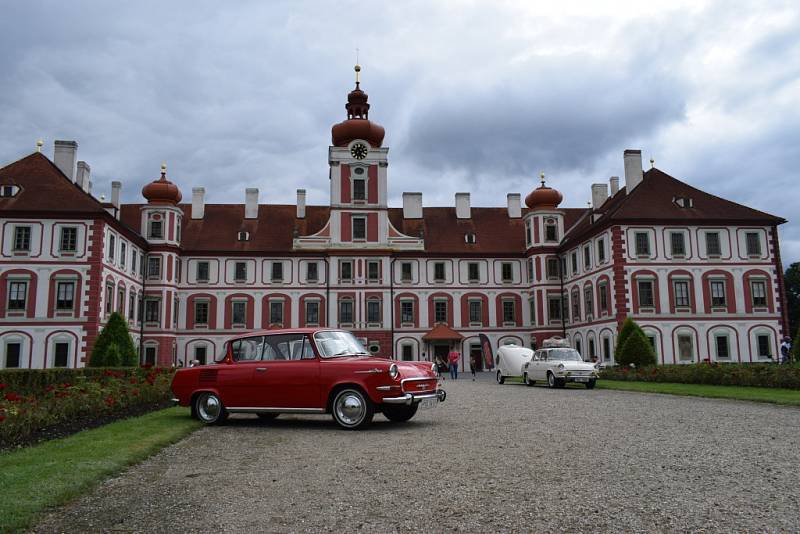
232;336;263;361
262;334;312;361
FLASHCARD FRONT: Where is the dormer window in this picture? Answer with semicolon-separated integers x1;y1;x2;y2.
148;219;163;239
237;231;250;241
465;233;477;244
0;185;20;197
673;196;694;208
544;219;558;242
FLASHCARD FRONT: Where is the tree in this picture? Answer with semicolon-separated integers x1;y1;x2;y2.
793;327;800;364
785;262;800;340
614;317;646;361
618;329;658;368
90;312;138;367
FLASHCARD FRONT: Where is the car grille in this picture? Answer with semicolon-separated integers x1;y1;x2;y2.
402;379;437;394
567;370;593;376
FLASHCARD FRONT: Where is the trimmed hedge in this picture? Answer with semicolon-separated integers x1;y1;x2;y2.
617;329;657;368
600;363;800;389
0;367;175;447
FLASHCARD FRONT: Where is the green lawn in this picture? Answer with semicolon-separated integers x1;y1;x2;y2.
0;406;200;533
598;380;800;406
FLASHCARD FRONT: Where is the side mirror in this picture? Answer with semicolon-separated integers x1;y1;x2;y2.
189;359;200;367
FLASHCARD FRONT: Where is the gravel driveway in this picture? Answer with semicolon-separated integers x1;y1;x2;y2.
34;376;800;533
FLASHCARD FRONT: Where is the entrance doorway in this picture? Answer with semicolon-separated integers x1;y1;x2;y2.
469;344;484;371
433;344;450;371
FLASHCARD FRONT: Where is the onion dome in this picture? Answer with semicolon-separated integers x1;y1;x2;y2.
142;163;182;205
331;64;385;148
525;172;563;209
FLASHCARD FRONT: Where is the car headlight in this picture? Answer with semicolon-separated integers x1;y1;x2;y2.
389;363;399;380
557;363;565;372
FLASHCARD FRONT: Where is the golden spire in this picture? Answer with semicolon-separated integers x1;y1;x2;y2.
540;171;546;187
36;139;43;152
650;157;655;168
354;63;361;85
160;162;167;178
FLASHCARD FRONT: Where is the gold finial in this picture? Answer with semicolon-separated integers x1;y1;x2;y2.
36;139;43;152
650;157;655;168
539;171;546;187
354;63;361;84
160;162;167;176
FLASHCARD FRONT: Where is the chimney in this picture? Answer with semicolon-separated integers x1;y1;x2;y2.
76;161;91;193
623;150;643;192
245;188;259;219
192;187;205;219
609;176;620;196
402;192;423;219
507;193;521;218
54;140;78;181
455;192;471;219
296;189;306;219
111;181;121;210
591;183;608;210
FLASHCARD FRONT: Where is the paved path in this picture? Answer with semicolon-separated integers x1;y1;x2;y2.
34;376;800;533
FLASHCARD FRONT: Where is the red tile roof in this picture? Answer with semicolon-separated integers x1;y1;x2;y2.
422;323;464;341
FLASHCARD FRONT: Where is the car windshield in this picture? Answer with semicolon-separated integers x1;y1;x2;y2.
314;330;369;358
547;348;584;362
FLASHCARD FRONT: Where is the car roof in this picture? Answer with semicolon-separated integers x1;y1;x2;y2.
225;328;342;341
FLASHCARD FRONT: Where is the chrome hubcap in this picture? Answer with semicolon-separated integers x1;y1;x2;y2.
335;392;365;426
198;394;220;421
548;374;554;386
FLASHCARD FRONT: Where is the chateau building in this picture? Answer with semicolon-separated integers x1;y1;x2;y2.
0;70;790;369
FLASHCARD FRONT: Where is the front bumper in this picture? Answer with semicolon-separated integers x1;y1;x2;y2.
382;389;447;405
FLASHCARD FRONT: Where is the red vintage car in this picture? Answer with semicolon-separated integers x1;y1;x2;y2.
171;328;446;429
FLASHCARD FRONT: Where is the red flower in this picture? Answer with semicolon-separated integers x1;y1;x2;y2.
0;383;5;390
62;383;72;388
104;395;116;407
4;392;22;402
103;369;114;377
129;378;138;385
0;415;5;423
46;385;55;392
132;388;140;396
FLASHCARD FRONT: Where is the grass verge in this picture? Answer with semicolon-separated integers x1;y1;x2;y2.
0;406;200;533
598;380;800;406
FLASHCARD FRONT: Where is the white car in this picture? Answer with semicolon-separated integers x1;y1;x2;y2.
494;344;534;384
522;347;599;389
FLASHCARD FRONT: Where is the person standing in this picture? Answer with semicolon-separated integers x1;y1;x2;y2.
448;346;460;380
469;353;478;381
780;336;792;365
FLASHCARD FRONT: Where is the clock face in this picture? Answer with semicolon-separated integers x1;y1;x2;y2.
350;143;368;160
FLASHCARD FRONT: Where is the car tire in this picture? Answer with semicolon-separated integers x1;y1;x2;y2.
586;379;596;389
382;404;419;423
524;373;535;387
332;388;374;430
496;371;505;384
257;413;279;422
547;372;557;388
195;392;226;425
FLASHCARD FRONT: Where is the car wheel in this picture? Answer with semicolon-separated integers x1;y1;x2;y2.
496;371;505;384
257;413;279;421
547;372;557;388
524;373;535;387
332;388;374;430
195;392;226;425
586;379;596;389
382;404;419;422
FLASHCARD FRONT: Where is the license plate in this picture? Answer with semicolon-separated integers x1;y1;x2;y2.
575;377;589;382
419;397;438;410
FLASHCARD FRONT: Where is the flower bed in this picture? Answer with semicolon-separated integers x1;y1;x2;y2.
0;367;175;449
600;363;800;389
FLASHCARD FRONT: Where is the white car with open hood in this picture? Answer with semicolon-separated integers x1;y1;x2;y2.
522;347;599;389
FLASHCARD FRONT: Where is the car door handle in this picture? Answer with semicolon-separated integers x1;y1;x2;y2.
255;367;267;372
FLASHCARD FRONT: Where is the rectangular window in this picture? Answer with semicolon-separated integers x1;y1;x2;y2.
434;300;447;323
367;299;381;323
340;260;353;281
710;280;726;307
402;345;413;361
502;300;515;323
751;280;767;307
145;299;160;323
434;262;446;282
745;232;761;256
7;281;27;311
597;238;606;263
118;288;125;314
353;178;366;200
602;337;611;361
195;346;207;365
634;232;650;256
706;232;721;256
147;257;161;279
678;334;694;361
401;262;412;282
548;296;562;322
173;298;179;329
105;284;113;314
148;220;163;239
305;301;319;325
194;301;209;325
400;301;414;324
5;343;21;368
468;262;480;282
232;301;247;326
469;299;482;323
527;259;534;283
584;287;593;317
757;334;771;358
529;298;536;325
271;262;283;282
367;261;379;281
14;226;31;251
670;232;686;256
306;262;318;282
571;291;581;320
674;280;690;308
715;335;730;359
583;247;591;269
128;294;136;321
546;258;559;279
108;234;115;261
638;280;654;308
269;301;283;325
545;224;557;242
339;299;354;324
197;261;209;282
120;242;126;269
352;217;366;240
599;283;608;313
132;251;138;276
571;252;578;274
501;262;513;282
54;342;69;367
60;227;77;252
234;262;247;282
56;281;75;311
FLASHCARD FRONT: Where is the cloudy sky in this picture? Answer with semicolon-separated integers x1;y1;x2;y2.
1;1;798;263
